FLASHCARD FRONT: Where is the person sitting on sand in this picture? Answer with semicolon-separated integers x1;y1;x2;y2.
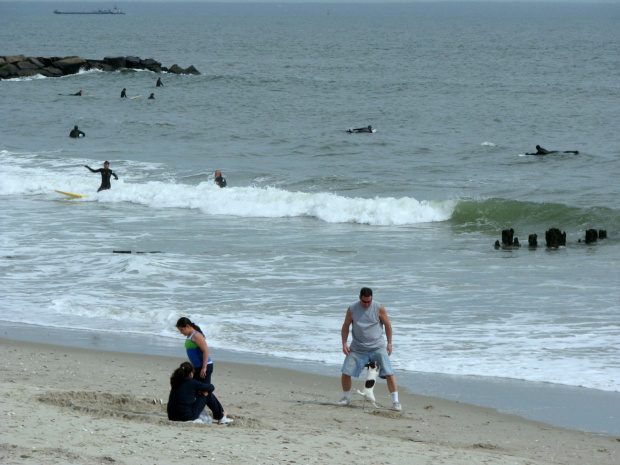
167;362;233;424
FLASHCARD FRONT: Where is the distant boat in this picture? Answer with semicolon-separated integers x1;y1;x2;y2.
53;6;125;15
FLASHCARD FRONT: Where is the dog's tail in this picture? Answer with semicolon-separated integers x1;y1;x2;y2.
356;389;375;401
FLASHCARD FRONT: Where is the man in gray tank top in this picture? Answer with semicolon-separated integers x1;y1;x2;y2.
339;287;401;411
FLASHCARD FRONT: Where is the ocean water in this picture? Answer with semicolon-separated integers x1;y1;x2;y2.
1;1;619;409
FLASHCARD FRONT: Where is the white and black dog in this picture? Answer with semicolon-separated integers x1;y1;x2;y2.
356;361;380;408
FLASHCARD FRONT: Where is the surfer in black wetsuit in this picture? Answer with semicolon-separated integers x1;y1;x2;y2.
85;161;118;192
148;93;155;99
69;125;85;138
156;77;163;87
214;170;227;188
59;90;83;96
526;145;579;156
347;125;373;133
121;88;127;98
534;145;556;155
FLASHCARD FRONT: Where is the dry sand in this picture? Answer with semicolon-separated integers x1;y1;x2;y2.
1;337;618;465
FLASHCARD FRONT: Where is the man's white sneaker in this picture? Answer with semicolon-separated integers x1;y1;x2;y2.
392;402;402;411
218;415;234;425
338;397;351;406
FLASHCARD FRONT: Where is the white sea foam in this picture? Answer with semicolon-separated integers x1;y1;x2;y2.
2;2;619;402
2;152;618;394
3;74;48;82
1;161;456;226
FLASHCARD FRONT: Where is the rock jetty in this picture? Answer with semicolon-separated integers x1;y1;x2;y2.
0;55;200;80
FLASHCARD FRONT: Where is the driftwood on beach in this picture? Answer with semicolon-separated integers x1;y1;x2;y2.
0;55;200;80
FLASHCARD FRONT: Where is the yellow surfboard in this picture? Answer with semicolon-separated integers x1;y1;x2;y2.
131;95;142;100
55;190;87;198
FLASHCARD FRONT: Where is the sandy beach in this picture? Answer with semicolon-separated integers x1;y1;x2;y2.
1;337;618;465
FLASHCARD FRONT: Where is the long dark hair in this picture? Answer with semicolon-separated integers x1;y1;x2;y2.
176;317;203;334
170;362;194;391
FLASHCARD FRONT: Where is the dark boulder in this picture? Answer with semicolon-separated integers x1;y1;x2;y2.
141;58;162;72
528;234;538;247
16;68;40;78
184;65;200;75
4;55;26;64
17;61;39;70
599;230;607;239
87;60;114;72
95;63;114;72
27;57;45;68
168;64;185;74
125;56;145;69
0;63;19;78
41;67;64;77
35;57;53;67
103;56;126;69
52;56;88;75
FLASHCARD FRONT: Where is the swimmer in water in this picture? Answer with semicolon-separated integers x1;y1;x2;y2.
121;88;127;98
526;145;579;156
85;161;118;192
148;93;155;99
214;170;227;188
534;145;556;155
347;125;373;133
69;125;85;138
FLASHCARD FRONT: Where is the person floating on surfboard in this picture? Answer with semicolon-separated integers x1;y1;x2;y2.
347;125;373;133
526;145;579;156
58;90;83;96
69;125;85;138
85;161;118;192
